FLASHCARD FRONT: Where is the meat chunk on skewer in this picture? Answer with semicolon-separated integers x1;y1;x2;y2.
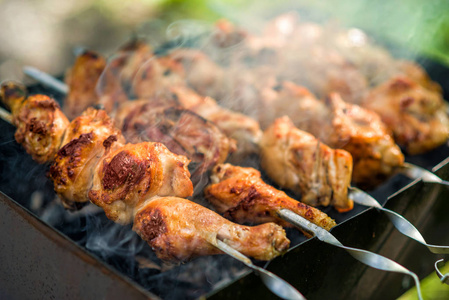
115;99;236;182
362;76;449;155
260;116;353;212
89;142;193;225
1;83;70;164
49;108;126;208
134;196;290;262
64;50;108;119
205;163;336;230
167;85;262;162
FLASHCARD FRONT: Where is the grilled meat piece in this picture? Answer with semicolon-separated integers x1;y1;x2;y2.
64;50;108;119
260;116;353;211
134;196;290;262
1;83;70;164
205;163;337;230
131;55;186;99
168;85;262;162
49;108;126;208
115;99;236;182
362;76;449;155
88;142;193;225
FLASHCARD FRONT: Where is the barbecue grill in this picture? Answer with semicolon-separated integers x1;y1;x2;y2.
1;15;449;300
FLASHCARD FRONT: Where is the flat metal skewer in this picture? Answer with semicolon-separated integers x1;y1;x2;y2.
214;239;306;300
278;208;423;300
398;162;449;186
349;187;449;254
435;259;449;285
23;66;69;94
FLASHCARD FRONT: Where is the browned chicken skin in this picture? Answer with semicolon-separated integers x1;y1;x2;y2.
260;116;353;211
134;196;290;262
49;108;126;208
205;163;337;230
89;142;193;224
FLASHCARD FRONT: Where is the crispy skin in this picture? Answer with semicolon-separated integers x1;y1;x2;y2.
49;108;125;208
116;99;236;182
260;116;353;211
9;94;69;164
133;196;290;262
89;142;193;225
64;50;108;119
205;163;337;230
363;76;449;155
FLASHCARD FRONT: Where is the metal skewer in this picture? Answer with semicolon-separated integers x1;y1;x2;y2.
435;259;449;285
398;162;449;186
214;239;306;300
23;66;69;94
349;187;449;254
277;208;423;300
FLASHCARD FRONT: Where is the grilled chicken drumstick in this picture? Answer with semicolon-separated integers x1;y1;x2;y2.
134;196;289;262
205;163;337;230
0;81;290;262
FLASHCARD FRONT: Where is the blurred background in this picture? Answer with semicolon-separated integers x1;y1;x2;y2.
0;0;448;83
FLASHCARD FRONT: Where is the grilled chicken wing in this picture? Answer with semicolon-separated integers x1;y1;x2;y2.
134;196;289;262
205;163;336;230
260;116;353;211
362;76;449;154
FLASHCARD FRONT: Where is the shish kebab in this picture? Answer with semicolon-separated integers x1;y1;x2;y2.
0;81;291;262
0;82;426;299
0;82;311;300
